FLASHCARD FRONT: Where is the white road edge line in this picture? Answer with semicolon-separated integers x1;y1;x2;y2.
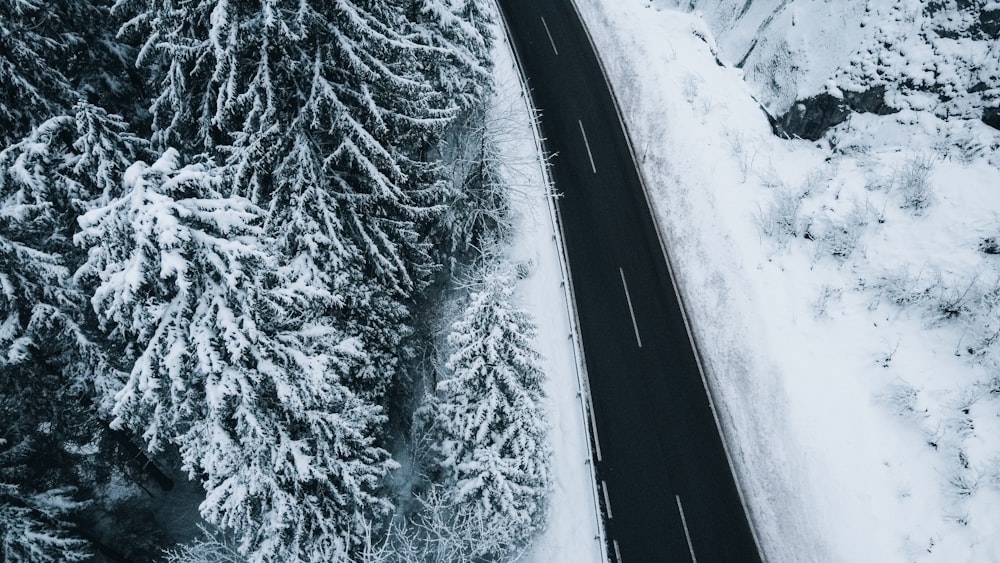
676;495;698;563
602;480;613;519
578;120;598;174
613;539;623;562
540;16;559;55
618;267;642;348
588;389;603;463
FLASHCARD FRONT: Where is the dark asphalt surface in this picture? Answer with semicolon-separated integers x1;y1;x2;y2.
495;2;764;562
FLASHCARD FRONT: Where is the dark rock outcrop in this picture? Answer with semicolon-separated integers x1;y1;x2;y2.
772;85;896;140
977;5;1000;38
771;93;849;141
979;237;1000;255
983;106;1000;131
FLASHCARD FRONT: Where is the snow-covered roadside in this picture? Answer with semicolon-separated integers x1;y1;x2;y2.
570;1;1000;562
489;22;606;563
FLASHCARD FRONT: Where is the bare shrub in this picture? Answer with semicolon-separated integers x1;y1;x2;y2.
757;189;802;242
364;486;525;563
979;237;1000;255
876;340;901;368
895;154;935;213
947;469;977;500
727;129;759;183
162;526;244;563
808;200;874;260
959;281;1000;367
811;284;843;318
801;168;827;197
865;268;940;309
878;380;922;419
682;73;700;104
864;172;890;192
936;276;979;321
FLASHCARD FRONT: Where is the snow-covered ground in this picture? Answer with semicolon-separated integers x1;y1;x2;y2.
564;0;1000;561
490;25;606;563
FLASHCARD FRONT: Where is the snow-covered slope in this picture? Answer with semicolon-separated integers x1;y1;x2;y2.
571;0;1000;561
660;0;869;113
659;0;1000;134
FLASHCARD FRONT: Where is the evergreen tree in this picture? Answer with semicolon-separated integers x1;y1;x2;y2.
129;0;448;293
0;1;141;144
123;0;489;401
1;347;96;563
0;103;142;409
428;269;551;557
0;484;89;563
0;0;77;143
0;103;155;560
77;149;396;561
409;0;494;112
0;340;100;563
1;115;82;366
457;0;494;54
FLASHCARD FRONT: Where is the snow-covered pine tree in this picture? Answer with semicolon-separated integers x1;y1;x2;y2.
77;149;396;561
0;325;105;563
408;0;495;113
76;149;267;451
125;0;486;401
264;131;412;401
1;356;98;563
1;345;96;563
0;1;77;143
405;0;504;271
0;103;156;560
429;269;551;557
130;0;449;294
457;0;494;56
0;1;140;145
0;483;89;563
0;103;143;409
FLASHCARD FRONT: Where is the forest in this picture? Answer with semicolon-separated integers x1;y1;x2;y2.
0;0;550;561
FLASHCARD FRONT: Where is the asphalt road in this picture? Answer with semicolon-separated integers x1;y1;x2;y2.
495;2;764;562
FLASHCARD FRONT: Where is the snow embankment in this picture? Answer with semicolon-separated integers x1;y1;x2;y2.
571;0;1000;561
